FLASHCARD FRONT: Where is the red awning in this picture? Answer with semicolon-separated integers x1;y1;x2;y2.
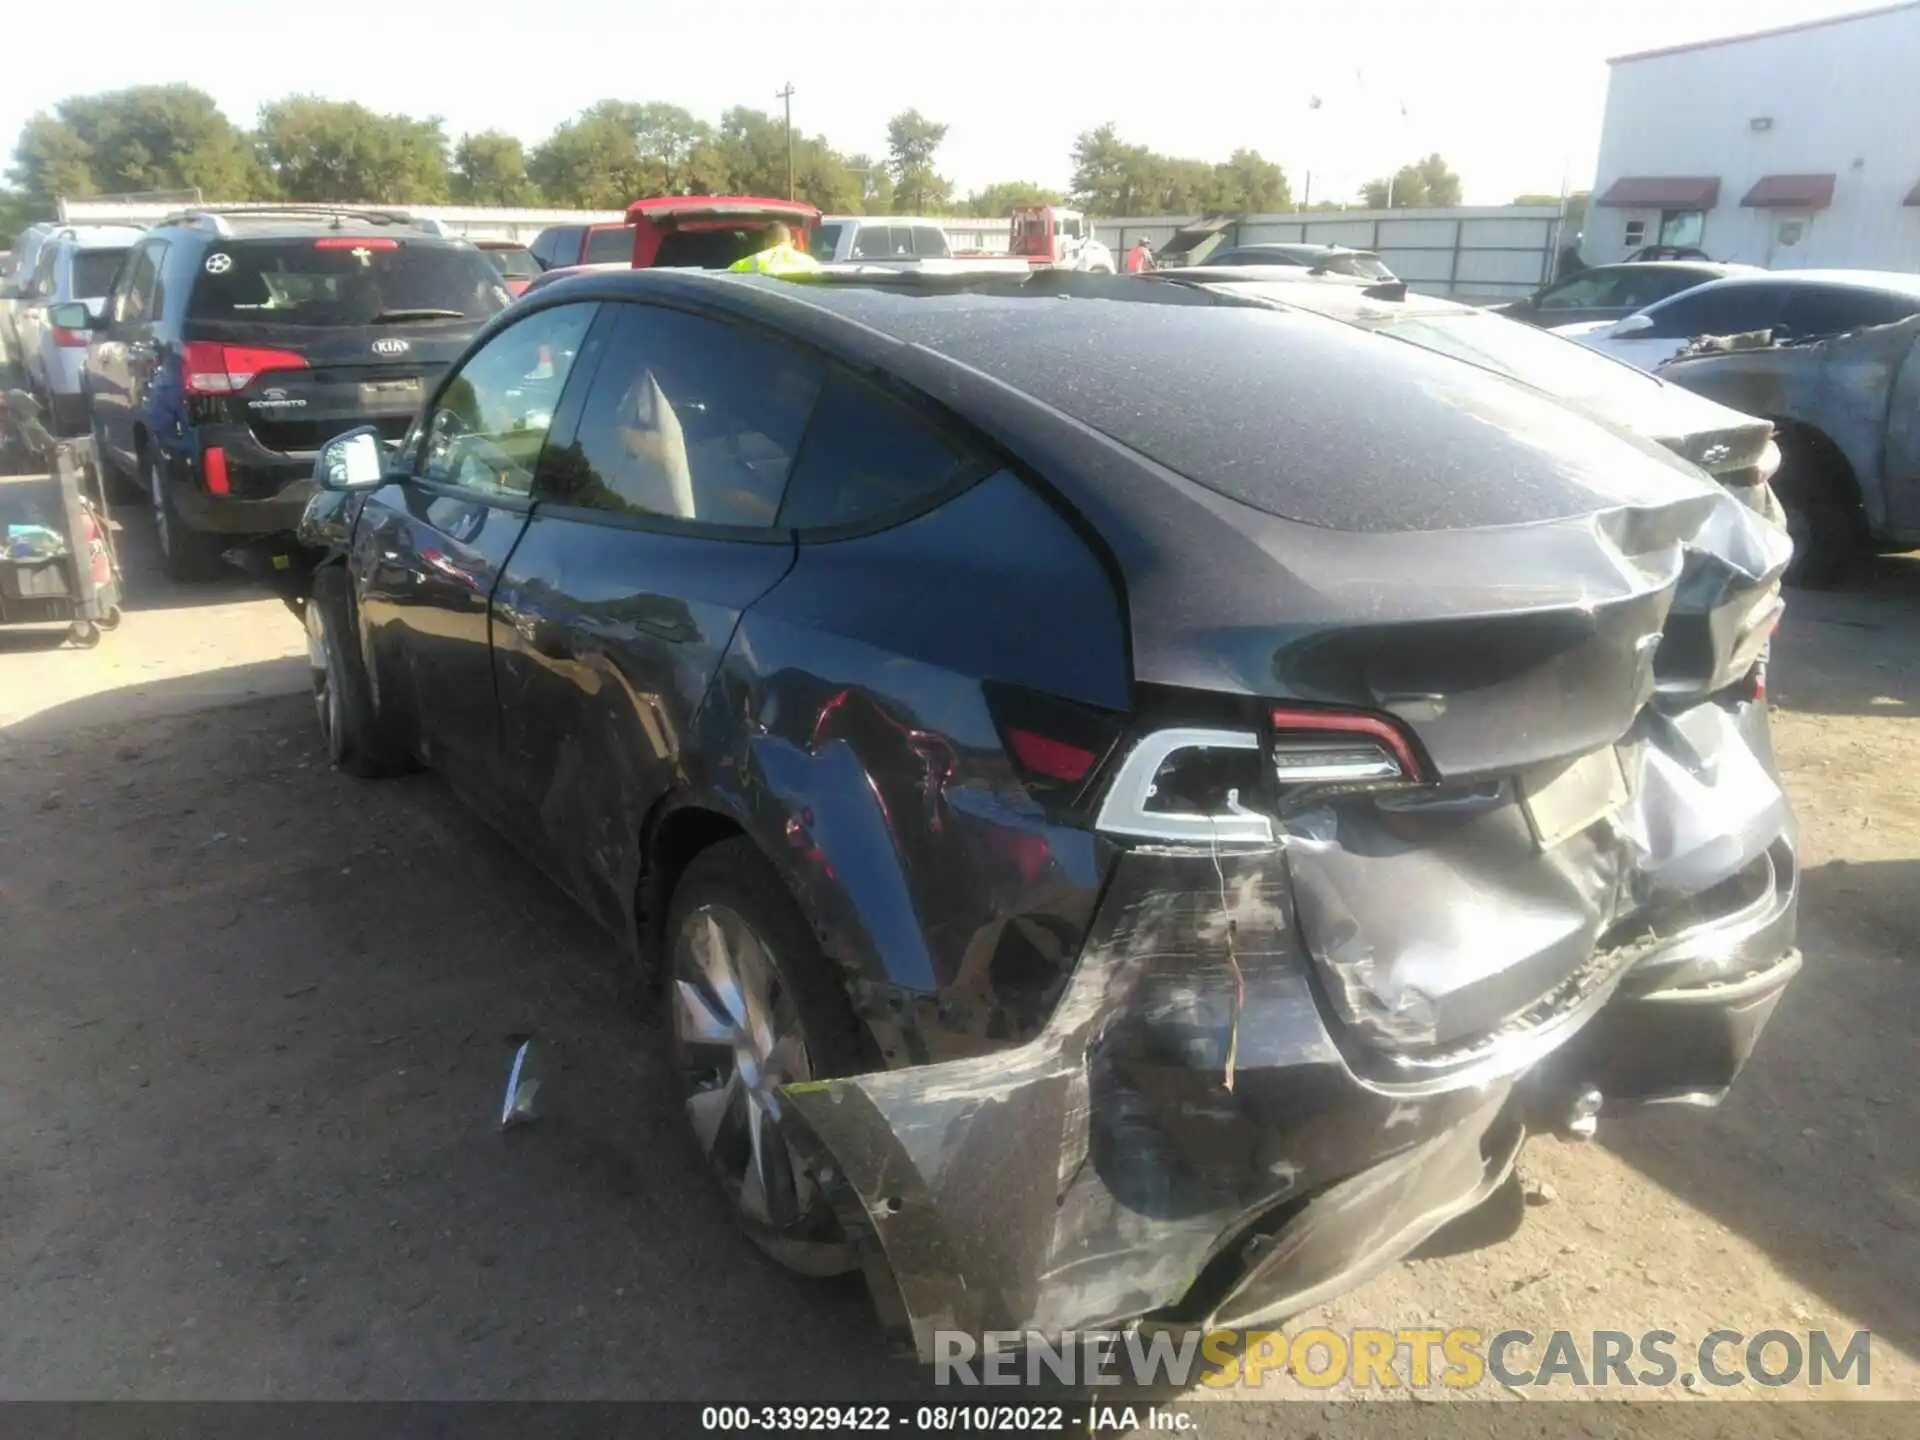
1595;176;1721;209
1741;174;1836;209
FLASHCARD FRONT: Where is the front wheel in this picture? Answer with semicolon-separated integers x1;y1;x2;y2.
666;838;861;1277
1774;431;1867;589
306;566;410;778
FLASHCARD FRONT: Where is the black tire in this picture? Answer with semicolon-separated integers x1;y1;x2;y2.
306;566;410;778
664;837;863;1277
1774;429;1867;590
147;451;225;582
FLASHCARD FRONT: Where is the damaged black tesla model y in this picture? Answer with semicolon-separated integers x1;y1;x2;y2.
296;267;1798;1358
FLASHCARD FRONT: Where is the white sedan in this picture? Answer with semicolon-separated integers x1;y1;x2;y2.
1554;269;1920;370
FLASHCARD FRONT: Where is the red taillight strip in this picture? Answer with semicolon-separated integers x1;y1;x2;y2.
1269;706;1428;784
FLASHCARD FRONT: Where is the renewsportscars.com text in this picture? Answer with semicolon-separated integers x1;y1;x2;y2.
933;1327;1873;1391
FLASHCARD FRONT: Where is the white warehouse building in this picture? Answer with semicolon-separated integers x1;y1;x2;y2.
1589;0;1920;270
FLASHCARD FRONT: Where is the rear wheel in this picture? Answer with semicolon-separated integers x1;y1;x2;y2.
306;566;410;778
1774;429;1867;590
666;838;860;1276
148;452;225;582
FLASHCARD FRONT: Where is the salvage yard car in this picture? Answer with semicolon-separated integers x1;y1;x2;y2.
1492;260;1751;329
292;267;1799;1359
1554;268;1920;371
1661;312;1920;588
52;205;511;580
10;224;144;435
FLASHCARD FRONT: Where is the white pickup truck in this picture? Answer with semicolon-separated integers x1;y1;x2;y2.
812;217;1030;274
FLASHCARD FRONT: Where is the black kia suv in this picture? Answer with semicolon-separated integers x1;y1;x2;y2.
59;206;512;579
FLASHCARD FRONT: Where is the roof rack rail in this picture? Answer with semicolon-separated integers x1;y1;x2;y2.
156;204;422;237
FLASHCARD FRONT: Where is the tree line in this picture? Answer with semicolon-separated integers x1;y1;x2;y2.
3;84;1467;232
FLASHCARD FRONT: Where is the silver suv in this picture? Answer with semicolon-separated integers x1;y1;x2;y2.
12;225;145;434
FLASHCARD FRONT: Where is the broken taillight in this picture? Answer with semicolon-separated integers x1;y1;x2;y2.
1269;705;1429;792
1094;704;1433;845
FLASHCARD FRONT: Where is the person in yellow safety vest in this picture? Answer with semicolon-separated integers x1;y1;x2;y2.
728;222;823;277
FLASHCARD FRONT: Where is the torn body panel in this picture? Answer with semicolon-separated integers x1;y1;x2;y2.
781;684;1798;1355
1662;314;1920;542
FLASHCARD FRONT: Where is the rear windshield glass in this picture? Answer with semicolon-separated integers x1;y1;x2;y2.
70;249;129;297
811;222;845;259
483;247;539;281
1377;312;1655;403
187;240;511;328
585;227;635;264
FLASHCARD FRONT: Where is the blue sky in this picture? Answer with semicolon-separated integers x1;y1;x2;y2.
0;0;1876;206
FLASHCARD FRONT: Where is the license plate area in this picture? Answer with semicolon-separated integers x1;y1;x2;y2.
1521;746;1630;850
358;378;422;408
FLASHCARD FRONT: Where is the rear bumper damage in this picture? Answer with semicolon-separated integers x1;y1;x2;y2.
786;797;1798;1356
781;479;1801;1360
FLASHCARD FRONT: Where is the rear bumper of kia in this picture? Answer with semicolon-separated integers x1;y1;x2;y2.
779;720;1799;1359
159;432;316;538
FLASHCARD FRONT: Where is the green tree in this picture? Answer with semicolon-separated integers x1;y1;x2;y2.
1213;148;1290;213
1069;123;1149;215
8;85;259;203
706;106;858;211
963;180;1064;218
885;109;951;214
1361;152;1463;209
528;102;647;207
256;97;450;203
844;153;894;214
452;131;536;205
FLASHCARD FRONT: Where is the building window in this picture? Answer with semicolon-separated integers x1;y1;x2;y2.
1624;218;1647;247
1659;209;1706;248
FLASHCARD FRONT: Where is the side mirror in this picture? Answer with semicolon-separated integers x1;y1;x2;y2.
315;426;386;491
1613;313;1656;337
48;300;99;331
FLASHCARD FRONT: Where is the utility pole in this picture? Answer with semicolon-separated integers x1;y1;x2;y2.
776;83;796;201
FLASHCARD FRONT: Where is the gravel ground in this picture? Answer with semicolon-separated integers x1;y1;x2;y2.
0;509;1913;1431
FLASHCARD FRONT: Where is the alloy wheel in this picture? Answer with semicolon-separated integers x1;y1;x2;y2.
305;599;341;756
671;904;817;1230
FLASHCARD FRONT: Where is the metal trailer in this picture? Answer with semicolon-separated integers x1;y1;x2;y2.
0;390;123;647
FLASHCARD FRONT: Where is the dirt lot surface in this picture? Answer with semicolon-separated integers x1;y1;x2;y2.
1;510;1914;1430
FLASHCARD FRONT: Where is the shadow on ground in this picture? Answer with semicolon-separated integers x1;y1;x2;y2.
0;678;920;1401
1600;855;1917;1355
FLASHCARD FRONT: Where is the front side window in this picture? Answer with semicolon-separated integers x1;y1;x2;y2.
911;226;949;258
188;239;511;328
539;303;823;527
1779;286;1920;337
851;226;894;260
419;302;598;498
114;244;163;325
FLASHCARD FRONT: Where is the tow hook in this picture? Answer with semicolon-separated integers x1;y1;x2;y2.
1563;1087;1603;1141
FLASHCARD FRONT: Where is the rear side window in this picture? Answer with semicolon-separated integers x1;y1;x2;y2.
1644;283;1786;339
779;373;978;531
585;226;635;264
540;303;822;527
187;239;511;327
69;249;129;299
852;226;898;259
1779;285;1920;337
